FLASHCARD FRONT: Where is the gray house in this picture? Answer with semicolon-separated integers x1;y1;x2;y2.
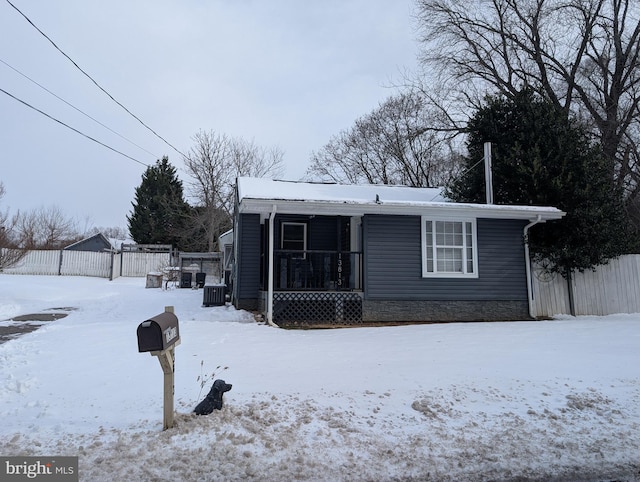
231;177;564;327
64;232;114;252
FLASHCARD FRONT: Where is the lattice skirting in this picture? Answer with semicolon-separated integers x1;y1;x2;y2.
273;292;363;326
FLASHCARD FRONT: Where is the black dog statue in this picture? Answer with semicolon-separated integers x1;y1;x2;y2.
194;379;232;415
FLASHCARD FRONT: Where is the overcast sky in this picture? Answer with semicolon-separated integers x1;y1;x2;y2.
0;0;419;229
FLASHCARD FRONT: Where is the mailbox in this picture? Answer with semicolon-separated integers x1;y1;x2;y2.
137;311;180;352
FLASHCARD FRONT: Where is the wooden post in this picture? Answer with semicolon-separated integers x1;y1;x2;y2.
152;305;178;430
156;348;175;430
566;269;576;316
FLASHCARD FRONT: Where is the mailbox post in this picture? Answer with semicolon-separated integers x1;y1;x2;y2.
137;306;180;430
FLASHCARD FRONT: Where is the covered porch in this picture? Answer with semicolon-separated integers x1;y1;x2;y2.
268;249;364;326
274;250;362;291
260;213;365;326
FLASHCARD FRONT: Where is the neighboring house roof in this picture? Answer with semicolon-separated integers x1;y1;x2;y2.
218;229;233;247
64;232;114;252
237;177;565;221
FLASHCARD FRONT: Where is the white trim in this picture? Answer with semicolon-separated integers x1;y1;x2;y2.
239;197;564;222
421;216;478;279
524;215;543;318
267;205;279;328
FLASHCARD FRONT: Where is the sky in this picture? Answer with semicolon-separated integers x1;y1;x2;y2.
0;274;638;480
0;0;420;229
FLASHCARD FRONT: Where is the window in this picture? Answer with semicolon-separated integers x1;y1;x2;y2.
281;222;307;252
421;217;477;278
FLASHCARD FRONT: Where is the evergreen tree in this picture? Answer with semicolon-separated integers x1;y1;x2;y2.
127;157;191;248
446;89;632;275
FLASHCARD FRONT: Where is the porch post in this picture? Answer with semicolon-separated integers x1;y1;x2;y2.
267;204;279;327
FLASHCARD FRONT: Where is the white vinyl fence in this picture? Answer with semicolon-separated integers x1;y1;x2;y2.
118;251;172;277
61;251;114;278
2;250;61;276
532;254;640;317
1;248;171;279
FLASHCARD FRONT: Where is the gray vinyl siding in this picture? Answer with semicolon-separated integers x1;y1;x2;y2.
363;215;528;301
237;213;261;301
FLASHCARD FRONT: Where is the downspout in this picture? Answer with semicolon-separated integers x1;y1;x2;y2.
266;204;279;328
523;215;543;319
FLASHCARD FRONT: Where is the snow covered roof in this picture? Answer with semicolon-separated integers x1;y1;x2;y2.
237;177;565;221
238;177;447;204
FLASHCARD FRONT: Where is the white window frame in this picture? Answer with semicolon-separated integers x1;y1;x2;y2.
280;222;307;253
421;216;478;278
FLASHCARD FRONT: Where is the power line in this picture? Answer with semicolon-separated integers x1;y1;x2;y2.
0;57;159;159
429;157;485;202
0;86;150;167
5;0;186;158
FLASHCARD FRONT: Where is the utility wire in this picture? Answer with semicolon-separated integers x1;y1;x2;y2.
0;57;158;159
0;86;150;167
5;0;186;158
429;157;485;201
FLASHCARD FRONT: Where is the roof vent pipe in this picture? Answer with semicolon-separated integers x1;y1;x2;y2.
484;142;494;204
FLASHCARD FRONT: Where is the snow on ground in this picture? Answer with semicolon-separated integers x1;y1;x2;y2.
0;274;639;481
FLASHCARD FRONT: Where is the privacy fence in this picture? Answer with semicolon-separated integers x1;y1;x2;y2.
531;254;640;317
2;249;174;279
1;248;224;282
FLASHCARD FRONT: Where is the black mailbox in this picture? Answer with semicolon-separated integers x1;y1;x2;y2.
137;312;180;352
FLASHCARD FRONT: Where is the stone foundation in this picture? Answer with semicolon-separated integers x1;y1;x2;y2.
362;299;531;323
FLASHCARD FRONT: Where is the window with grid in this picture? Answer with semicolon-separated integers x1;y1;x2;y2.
281;222;307;252
422;218;477;278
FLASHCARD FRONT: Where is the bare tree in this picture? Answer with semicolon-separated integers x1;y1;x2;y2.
183;130;284;251
0;182;28;270
38;206;80;248
13;206;80;249
0;182;7;232
416;0;640;228
1;183;87;268
306;91;462;187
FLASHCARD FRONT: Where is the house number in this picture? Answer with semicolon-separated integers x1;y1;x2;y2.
164;326;177;344
337;257;343;286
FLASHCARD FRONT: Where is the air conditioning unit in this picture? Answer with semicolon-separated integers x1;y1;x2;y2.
203;285;226;307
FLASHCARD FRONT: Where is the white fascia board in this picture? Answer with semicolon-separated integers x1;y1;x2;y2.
238;198;565;222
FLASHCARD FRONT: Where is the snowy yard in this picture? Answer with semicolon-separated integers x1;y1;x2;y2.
0;274;639;481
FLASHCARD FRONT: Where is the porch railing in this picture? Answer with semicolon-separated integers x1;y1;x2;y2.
274;250;363;291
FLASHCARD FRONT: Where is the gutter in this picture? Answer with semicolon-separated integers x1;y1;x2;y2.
523;215;543;319
238;197;564;221
266;204;279;328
